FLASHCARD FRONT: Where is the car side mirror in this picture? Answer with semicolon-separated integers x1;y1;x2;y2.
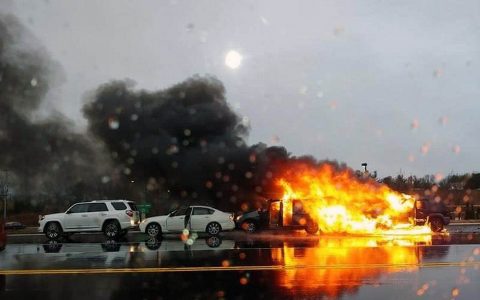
66;210;72;214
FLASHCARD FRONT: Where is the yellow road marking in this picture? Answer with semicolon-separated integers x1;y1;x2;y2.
1;261;479;275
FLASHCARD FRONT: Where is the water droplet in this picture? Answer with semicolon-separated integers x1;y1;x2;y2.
411;119;419;129
421;143;431;155
299;85;308;95
452;145;461;154
108;117;120;130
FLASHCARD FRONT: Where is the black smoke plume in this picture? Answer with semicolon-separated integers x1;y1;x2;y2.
83;76;264;210
0;14;106;204
1;14;347;213
83;76;348;211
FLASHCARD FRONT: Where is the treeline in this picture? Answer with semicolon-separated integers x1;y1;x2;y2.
380;173;480;194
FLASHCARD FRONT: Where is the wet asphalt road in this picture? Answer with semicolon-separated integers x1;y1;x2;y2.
1;226;480;299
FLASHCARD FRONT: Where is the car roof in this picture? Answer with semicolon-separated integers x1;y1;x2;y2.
76;200;134;204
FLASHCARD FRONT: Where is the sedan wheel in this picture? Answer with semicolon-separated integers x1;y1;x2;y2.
206;236;222;248
146;223;161;238
206;222;221;236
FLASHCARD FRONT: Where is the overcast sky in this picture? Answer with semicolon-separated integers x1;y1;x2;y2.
3;0;480;178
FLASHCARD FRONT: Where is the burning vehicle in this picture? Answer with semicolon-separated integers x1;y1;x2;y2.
236;199;319;234
238;163;446;235
413;198;450;232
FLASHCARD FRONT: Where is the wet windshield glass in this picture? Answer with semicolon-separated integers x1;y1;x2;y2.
1;1;480;299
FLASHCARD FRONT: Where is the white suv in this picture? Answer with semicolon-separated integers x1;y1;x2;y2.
38;200;140;239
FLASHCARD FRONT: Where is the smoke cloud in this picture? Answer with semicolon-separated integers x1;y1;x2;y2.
0;14;105;200
1;14;349;212
83;76;349;211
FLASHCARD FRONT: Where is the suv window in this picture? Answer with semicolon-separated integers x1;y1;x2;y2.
88;203;108;212
127;202;138;211
112;202;127;210
192;207;214;215
68;203;88;214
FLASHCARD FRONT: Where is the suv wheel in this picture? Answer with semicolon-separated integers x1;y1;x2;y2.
103;221;120;238
206;222;221;236
45;222;62;240
429;218;444;232
146;223;161;238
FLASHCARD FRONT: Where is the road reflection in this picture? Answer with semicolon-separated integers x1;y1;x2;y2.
270;236;444;297
6;234;479;299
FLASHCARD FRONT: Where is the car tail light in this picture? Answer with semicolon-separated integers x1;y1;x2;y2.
125;210;134;217
229;213;234;221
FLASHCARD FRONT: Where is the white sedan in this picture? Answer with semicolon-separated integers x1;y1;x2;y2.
139;205;235;237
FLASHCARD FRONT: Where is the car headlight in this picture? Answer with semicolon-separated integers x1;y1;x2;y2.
236;215;242;221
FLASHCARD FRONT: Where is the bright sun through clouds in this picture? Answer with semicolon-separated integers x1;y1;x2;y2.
225;50;242;69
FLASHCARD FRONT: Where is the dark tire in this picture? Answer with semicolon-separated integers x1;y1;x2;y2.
429;217;444;232
241;220;257;233
103;220;120;238
146;223;161;238
305;221;319;235
206;222;222;236
45;222;62;240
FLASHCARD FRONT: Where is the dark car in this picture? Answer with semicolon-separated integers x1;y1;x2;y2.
236;199;319;234
5;221;26;230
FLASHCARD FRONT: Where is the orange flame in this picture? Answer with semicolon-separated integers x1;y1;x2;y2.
277;163;431;235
